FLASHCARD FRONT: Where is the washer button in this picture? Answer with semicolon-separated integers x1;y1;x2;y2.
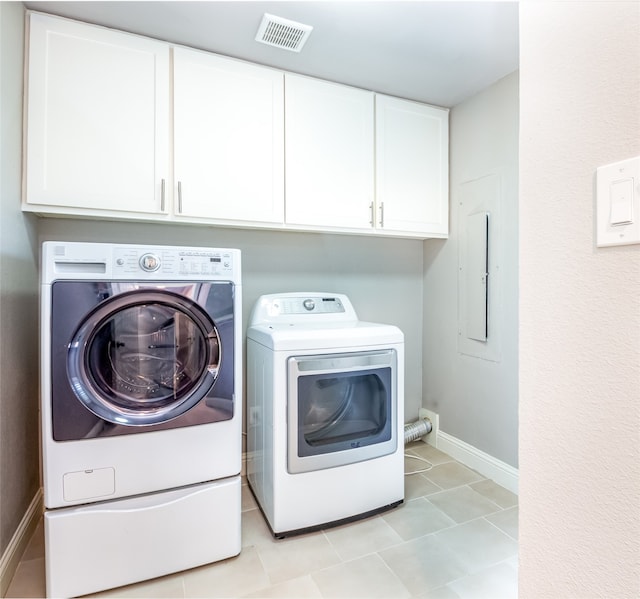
139;253;161;272
303;299;315;311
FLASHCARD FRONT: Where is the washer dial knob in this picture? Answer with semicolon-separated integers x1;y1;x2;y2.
303;299;315;311
139;253;161;272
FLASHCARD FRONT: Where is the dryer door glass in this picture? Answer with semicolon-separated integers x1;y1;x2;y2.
287;350;397;474
300;373;388;447
68;290;220;425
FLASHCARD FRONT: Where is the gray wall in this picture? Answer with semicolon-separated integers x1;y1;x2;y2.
423;72;519;467
0;0;40;561
36;220;426;423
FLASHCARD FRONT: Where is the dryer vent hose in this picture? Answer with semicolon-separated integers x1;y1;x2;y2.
404;417;433;445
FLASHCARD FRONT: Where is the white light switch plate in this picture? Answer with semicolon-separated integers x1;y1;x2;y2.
596;156;640;247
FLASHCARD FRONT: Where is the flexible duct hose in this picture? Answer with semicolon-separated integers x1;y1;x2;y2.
403;417;432;444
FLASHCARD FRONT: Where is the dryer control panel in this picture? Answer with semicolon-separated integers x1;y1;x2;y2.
276;296;345;315
249;293;357;326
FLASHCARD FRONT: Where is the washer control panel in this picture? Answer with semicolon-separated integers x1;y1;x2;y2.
43;242;240;284
113;247;235;278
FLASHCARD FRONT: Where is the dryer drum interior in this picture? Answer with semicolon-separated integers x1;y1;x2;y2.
286;347;397;473
301;374;387;446
67;289;221;426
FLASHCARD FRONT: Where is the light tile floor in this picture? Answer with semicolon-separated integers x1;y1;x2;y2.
6;442;518;598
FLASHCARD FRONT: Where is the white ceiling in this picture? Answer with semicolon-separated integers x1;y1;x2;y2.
23;1;519;107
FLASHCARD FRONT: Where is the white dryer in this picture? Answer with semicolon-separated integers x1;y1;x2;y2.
247;292;404;538
41;242;242;598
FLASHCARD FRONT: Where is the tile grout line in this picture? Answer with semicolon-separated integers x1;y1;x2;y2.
8;453;518;598
482;509;519;542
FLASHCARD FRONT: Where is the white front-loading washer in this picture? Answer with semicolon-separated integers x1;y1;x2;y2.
41;242;242;598
246;292;404;538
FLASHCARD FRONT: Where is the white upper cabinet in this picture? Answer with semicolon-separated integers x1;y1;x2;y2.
173;48;284;224
375;95;449;236
22;12;449;238
24;13;170;215
284;75;448;237
284;74;375;230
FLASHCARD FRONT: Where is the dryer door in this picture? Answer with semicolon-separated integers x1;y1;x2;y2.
67;289;221;426
287;349;397;474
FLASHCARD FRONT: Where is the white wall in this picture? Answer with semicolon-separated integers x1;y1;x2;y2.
519;2;640;598
0;0;40;570
423;71;519;468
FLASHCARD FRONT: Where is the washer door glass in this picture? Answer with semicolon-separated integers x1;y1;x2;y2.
68;290;220;425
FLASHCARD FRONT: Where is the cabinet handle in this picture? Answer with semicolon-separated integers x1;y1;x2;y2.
160;179;166;212
379;202;385;228
177;181;183;214
369;202;374;226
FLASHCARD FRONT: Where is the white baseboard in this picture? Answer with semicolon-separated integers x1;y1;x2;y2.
435;431;519;495
245;435;517;495
0;488;43;597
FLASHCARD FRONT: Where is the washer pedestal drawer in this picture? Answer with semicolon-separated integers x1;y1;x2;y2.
44;476;241;598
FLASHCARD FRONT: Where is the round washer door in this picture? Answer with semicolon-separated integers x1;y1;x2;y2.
67;289;221;425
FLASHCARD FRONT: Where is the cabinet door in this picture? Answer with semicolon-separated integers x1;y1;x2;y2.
285;74;374;230
173;48;284;223
24;13;169;214
375;95;449;235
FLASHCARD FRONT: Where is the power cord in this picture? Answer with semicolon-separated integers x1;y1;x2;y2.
404;453;433;475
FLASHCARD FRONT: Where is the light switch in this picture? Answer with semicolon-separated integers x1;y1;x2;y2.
610;178;634;225
596;156;640;247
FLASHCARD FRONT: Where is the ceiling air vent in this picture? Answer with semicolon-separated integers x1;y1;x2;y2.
255;13;313;53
